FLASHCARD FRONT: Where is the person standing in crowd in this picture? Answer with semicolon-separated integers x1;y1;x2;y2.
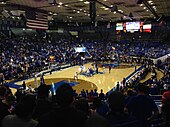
80;89;86;98
37;84;87;127
2;94;37;127
0;87;14;127
116;82;120;91
93;97;109;117
0;73;5;85
106;91;139;127
99;89;105;100
37;83;51;99
40;73;45;86
162;85;170;127
122;78;126;88
22;81;26;90
93;89;98;98
126;84;158;127
74;98;91;117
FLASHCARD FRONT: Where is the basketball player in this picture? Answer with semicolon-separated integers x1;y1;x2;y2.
109;65;111;73
74;72;78;80
103;66;106;74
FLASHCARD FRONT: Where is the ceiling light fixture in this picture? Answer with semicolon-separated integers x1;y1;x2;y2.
49;12;53;15
104;8;109;10
118;10;123;13
0;2;6;4
148;1;153;3
59;2;63;5
84;1;89;4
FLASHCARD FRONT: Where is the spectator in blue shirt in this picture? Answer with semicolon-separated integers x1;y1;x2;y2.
106;91;140;127
126;83;158;127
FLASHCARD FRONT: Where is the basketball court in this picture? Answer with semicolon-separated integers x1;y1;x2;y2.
13;63;141;94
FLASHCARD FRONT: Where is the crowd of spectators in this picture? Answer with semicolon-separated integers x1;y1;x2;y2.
0;63;170;127
0;34;170;127
1;35;170;82
0;71;170;127
0;59;170;127
126;41;170;58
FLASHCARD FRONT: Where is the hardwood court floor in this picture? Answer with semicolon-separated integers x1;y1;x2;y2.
14;63;139;94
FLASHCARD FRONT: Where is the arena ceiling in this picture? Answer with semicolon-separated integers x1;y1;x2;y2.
0;0;170;22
